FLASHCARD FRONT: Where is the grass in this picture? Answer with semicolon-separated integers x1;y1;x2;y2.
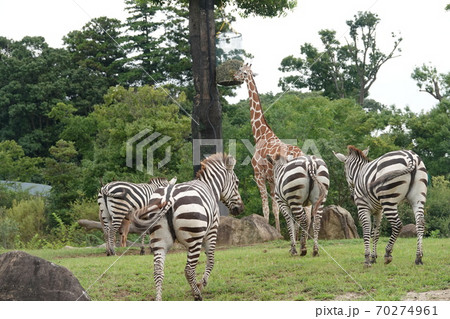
1;238;449;301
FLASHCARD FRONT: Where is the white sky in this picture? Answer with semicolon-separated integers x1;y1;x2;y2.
0;0;449;113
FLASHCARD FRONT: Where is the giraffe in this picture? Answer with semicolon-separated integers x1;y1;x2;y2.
234;64;304;232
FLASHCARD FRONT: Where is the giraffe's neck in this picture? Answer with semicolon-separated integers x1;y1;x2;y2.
245;74;274;143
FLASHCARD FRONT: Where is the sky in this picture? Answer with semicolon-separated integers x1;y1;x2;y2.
1;0;449;113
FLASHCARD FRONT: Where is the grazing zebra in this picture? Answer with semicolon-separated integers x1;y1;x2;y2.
334;146;428;267
132;153;244;301
267;154;329;257
98;177;177;256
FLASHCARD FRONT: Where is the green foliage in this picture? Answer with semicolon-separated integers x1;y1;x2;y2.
407;101;450;178
0;140;43;182
425;176;450;237
411;63;449;101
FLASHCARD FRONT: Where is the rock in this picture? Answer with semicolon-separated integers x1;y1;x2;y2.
0;251;90;301
399;224;417;238
310;205;359;240
217;214;282;246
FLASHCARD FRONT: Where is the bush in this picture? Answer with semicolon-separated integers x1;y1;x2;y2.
6;197;46;243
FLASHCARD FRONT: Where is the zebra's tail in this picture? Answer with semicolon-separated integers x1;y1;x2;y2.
370;160;416;189
307;162;327;218
101;187;126;199
131;199;173;232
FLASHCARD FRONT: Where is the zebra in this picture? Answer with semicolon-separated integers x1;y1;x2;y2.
334;146;428;267
267;154;329;257
98;177;177;256
132;153;244;301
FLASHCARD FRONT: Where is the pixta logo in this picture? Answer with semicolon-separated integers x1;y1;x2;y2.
126;129;171;175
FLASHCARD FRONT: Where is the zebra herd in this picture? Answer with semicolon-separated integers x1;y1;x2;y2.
97;146;428;300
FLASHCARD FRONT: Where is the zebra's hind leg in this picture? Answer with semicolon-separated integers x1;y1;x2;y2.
383;207;402;265
413;203;425;265
185;242;203;301
311;206;323;257
295;208;309;257
153;250;166;301
200;232;217;289
370;213;382;264
279;203;298;255
358;208;372;268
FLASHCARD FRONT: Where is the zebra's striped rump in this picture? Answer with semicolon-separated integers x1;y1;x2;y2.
98;177;176;256
268;154;329;257
132;153;244;301
334;146;428;266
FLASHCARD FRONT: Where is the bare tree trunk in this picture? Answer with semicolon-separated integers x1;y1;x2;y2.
189;0;223;175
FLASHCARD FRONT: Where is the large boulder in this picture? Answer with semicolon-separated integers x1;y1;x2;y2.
399;224;417;238
310;205;359;240
0;251;90;301
217;214;282;246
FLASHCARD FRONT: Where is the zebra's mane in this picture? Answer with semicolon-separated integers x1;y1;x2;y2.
347;145;369;160
195;153;229;179
148;177;168;185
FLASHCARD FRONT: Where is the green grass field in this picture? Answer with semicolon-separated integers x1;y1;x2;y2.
2;238;449;301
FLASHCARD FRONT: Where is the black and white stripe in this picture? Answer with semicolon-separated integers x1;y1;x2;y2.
132;153;244;301
334;146;428;266
268;154;329;257
98;177;176;256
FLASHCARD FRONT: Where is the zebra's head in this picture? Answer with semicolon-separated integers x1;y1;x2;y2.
333;146;369;198
221;155;245;216
197;153;244;216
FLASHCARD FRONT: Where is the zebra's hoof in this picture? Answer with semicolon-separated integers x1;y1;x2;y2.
363;262;372;268
290;248;298;256
194;295;203;301
384;256;393;264
140;249;145;256
415;257;423;265
370;257;377;264
300;249;307;256
312;250;319;257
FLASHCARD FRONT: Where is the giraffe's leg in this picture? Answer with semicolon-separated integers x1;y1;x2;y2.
185;242;203;301
371;213;382;264
383;206;402;265
269;182;281;233
358;208;372;267
279;202;297;255
254;174;271;224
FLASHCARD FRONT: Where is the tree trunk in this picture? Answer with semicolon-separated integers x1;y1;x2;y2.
189;0;223;175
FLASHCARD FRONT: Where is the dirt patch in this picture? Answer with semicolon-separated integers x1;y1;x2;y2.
335;289;450;301
402;289;450;301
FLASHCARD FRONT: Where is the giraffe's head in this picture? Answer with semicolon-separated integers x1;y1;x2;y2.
234;63;253;82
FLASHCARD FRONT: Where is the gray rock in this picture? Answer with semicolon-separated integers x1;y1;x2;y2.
0;251;90;301
310;205;359;240
217;214;282;246
399;224;417;238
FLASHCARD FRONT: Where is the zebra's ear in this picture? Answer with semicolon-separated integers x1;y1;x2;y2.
266;155;274;165
362;147;370;157
169;177;177;185
225;155;236;171
333;151;347;162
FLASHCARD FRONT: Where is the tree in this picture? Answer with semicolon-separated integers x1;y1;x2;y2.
411;63;449;102
279;11;402;105
63;17;127;112
186;0;295;173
